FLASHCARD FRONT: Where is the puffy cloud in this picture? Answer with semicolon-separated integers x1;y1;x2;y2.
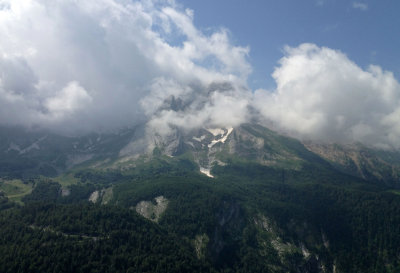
254;43;400;149
142;78;250;136
0;0;250;133
44;81;92;119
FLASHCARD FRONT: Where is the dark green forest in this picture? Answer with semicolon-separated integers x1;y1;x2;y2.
1;158;400;272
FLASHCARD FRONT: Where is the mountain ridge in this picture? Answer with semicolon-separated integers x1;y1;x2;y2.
2;123;400;186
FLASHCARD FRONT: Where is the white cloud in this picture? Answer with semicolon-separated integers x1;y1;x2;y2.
44;81;92;119
2;0;400;151
0;0;250;132
352;2;368;11
143;78;251;136
254;43;400;149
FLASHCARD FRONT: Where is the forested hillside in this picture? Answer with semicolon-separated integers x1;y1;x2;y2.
1;158;400;272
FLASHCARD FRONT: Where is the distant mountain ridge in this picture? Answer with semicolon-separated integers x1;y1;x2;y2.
0;125;135;179
1;123;400;186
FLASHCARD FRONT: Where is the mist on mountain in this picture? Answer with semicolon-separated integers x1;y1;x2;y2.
1;0;400;150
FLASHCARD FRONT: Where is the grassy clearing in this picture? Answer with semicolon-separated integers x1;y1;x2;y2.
0;173;79;204
52;172;80;187
0;179;33;203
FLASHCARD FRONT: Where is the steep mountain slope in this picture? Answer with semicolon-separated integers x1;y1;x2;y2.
0;203;214;273
116;123;332;178
0;125;136;179
304;142;400;187
3;123;400;186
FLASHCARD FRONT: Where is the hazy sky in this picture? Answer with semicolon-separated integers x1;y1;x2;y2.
1;0;400;149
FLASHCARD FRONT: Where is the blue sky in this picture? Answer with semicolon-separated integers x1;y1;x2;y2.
180;0;400;89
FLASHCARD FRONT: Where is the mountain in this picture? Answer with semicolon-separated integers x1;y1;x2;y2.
1;123;400;273
0;125;136;179
3;123;400;186
115;123;400;184
304;141;400;187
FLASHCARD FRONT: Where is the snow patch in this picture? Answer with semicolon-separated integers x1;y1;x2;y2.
208;127;233;148
193;135;206;142
208;140;218;148
200;167;214;178
225;127;234;140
